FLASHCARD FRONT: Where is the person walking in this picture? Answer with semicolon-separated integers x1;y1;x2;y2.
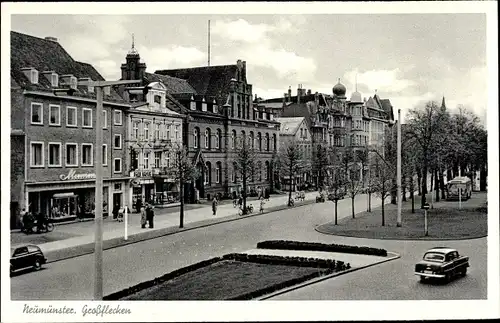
212;196;218;216
259;197;265;213
140;204;147;229
147;203;155;228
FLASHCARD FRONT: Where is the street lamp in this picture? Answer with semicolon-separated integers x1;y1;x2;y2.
397;109;402;227
78;79;140;300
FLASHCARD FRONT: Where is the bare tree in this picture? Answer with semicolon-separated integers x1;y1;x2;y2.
167;144;199;228
234;136;257;214
327;146;348;225
372;153;395;226
280;140;305;206
312;144;329;189
344;148;364;219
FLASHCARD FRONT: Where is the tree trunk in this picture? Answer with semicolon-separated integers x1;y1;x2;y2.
430;171;434;191
402;178;407;202
447;168;452;183
421;166;428;208
351;196;355;218
439;170;446;199
179;178;184;228
417;170;422;196
381;199;385;226
480;163;487;191
411;188;415;213
435;168;440;202
334;200;338;225
368;191;372;212
243;175;247;215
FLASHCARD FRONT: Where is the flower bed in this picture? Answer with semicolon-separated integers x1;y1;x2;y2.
104;252;350;300
256;240;388;257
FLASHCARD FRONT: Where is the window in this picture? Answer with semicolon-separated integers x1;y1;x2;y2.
175;125;179;140
166;124;171;139
114;134;122;149
104;87;110;96
205;129;210;149
155;152;161;168
114;183;122;191
193;128;199;148
164;152;170;168
216;162;221;183
114;110;122;125
133;122;139;139
49;105;60;126
250;132;254;149
155;123;160;140
51;73;58;87
144;152;149;169
232;162;237;183
66;143;78;167
154;95;161;104
31;69;39;84
231;130;236;149
102;110;107;129
273;134;277;151
114;158;122;173
265;161;269;180
265;133;270;151
144;123;150;140
66;106;77;127
215;130;220;149
205;162;211;185
102;144;108;166
48;143;61;167
81;144;93;166
31;103;43;125
82;108;92;128
30;142;44;167
258;162;262;181
257;133;262;151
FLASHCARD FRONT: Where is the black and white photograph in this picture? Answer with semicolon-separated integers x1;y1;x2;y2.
1;1;498;322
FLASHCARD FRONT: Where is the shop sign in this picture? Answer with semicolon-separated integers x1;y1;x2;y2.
60;169;96;181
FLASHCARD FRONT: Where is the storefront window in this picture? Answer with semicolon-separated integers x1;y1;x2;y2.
51;193;78;219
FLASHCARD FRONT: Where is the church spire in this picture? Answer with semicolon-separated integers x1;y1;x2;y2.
127;33;139;56
441;96;446;109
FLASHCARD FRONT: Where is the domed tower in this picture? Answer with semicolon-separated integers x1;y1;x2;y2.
121;34;147;81
332;78;347;98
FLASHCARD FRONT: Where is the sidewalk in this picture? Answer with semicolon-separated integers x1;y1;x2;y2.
11;191;319;262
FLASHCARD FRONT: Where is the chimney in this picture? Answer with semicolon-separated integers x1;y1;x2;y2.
283;93;287;105
45;36;58;42
288;86;292;101
307;89;311;96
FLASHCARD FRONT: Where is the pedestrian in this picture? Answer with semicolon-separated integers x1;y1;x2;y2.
212;196;218;216
136;197;142;214
147;203;155;228
257;186;262;199
140;204;147;229
259;197;265;213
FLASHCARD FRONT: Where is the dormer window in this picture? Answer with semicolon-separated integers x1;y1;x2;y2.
51;74;58;87
190;95;196;111
213;100;218;113
104;87;110;96
70;76;77;90
21;67;38;84
202;97;207;112
154;95;161;104
79;77;94;93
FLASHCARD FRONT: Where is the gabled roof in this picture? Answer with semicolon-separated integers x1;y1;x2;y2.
144;72;196;95
279;103;313;129
155;64;238;103
10;31;124;102
274;117;305;136
380;99;394;121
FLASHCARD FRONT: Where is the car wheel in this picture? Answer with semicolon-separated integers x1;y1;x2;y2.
461;268;467;277
420;276;426;282
33;259;42;271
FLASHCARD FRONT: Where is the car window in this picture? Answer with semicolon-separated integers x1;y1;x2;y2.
27;245;40;253
13;247;29;256
423;252;445;262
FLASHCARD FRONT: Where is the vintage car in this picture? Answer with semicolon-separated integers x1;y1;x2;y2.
415;247;469;282
10;244;47;275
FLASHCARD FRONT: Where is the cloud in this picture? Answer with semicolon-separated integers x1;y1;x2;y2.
344;68;417;94
137;45;206;71
71;15;130;45
211;19;272;43
94;60;119;80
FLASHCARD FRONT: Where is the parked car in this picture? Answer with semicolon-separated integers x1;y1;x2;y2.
10;244;47;275
414;247;469;282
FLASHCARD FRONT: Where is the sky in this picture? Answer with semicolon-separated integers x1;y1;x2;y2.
11;13;488;122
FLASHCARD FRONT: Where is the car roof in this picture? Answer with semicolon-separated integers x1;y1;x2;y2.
426;247;457;254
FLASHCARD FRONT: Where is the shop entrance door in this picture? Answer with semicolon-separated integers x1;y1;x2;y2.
112;193;122;218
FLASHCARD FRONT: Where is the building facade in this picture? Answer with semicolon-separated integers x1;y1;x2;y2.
10;31;131;228
274;116;313;190
119;47;281;202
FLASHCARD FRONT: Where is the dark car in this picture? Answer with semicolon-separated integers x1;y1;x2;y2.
414;247;469;283
10;244;47;274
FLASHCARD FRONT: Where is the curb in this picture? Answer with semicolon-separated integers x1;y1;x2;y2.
257;251;401;300
314;226;488;242
44;199;317;264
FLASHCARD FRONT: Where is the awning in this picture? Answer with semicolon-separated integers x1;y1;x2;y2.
53;192;77;198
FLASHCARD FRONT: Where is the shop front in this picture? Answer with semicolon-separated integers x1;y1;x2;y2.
25;176;128;222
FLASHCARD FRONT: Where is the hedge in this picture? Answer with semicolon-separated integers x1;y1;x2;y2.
256;240;388;257
223;253;350;271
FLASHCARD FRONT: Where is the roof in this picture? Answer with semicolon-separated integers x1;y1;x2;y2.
274;117;305;135
426;247;457;254
10;31;124;102
262;93;328;106
380;99;394;121
144;72;196;95
279;103;313;129
155;64;238;103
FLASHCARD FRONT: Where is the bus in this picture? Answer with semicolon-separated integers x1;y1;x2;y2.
446;177;472;201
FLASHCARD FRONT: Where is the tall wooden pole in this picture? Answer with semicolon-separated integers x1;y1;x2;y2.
396;109;402;227
208;20;211;67
94;86;104;300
